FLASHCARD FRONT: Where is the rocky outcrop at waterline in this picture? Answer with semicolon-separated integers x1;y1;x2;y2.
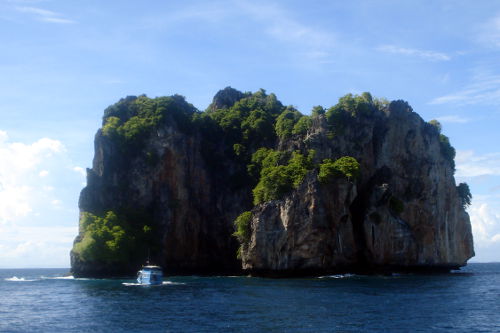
71;88;474;277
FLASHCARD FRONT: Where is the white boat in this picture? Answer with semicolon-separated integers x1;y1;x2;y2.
137;265;163;285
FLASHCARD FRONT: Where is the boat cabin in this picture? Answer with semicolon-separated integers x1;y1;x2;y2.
137;265;163;285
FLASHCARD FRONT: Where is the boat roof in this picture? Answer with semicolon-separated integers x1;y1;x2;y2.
142;265;162;270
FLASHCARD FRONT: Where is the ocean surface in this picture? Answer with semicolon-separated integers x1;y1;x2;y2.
0;263;499;332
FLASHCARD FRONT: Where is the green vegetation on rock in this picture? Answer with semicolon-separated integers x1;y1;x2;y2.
457;183;472;208
207;89;282;146
311;105;325;116
252;149;315;204
318;156;360;183
292;116;312;135
324;93;387;137
233;211;253;259
233;211;252;243
426;120;457;171
428;119;442;133
275;107;302;139
439;134;456;170
73;211;154;264
326;93;376;120
102;94;197;148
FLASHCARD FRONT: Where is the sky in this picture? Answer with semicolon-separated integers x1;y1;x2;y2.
1;0;500;267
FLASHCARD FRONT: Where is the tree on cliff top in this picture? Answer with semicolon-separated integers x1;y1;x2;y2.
101;94;197;147
457;183;472;208
207;89;283;146
429;119;442;133
275;106;302;139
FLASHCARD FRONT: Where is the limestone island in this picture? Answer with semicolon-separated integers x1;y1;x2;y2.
70;87;474;278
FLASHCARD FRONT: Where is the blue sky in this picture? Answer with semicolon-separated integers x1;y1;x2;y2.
1;0;500;267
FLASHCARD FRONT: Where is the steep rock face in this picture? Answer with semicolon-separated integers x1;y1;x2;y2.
72;105;248;277
243;173;357;274
241;102;474;273
71;89;474;277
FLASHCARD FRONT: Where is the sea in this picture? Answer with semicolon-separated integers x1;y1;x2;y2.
0;263;499;332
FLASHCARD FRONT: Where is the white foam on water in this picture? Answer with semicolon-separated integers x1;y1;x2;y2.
38;275;75;280
122;282;163;287
318;273;355;279
162;281;185;285
48;275;75;280
4;276;37;282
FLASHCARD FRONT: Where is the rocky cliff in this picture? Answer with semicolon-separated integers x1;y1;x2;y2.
71;88;474;277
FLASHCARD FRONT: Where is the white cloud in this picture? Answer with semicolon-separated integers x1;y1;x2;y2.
468;197;500;262
51;199;62;207
430;74;500;105
455;150;500;178
14;5;75;24
435;115;470;123
0;130;8;142
73;166;87;185
0;132;65;224
469;201;500;244
169;3;230;24
236;1;335;60
72;166;86;177
478;14;500;48
171;1;335;62
377;44;450;61
15;6;57;16
0;186;32;224
40;16;75;24
0;226;77;268
0;131;80;267
455;149;500;261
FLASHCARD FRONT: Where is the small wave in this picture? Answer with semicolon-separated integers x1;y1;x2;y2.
318;274;355;279
5;276;37;282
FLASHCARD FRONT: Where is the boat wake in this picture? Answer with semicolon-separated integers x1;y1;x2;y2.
122;281;185;287
162;281;185;285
